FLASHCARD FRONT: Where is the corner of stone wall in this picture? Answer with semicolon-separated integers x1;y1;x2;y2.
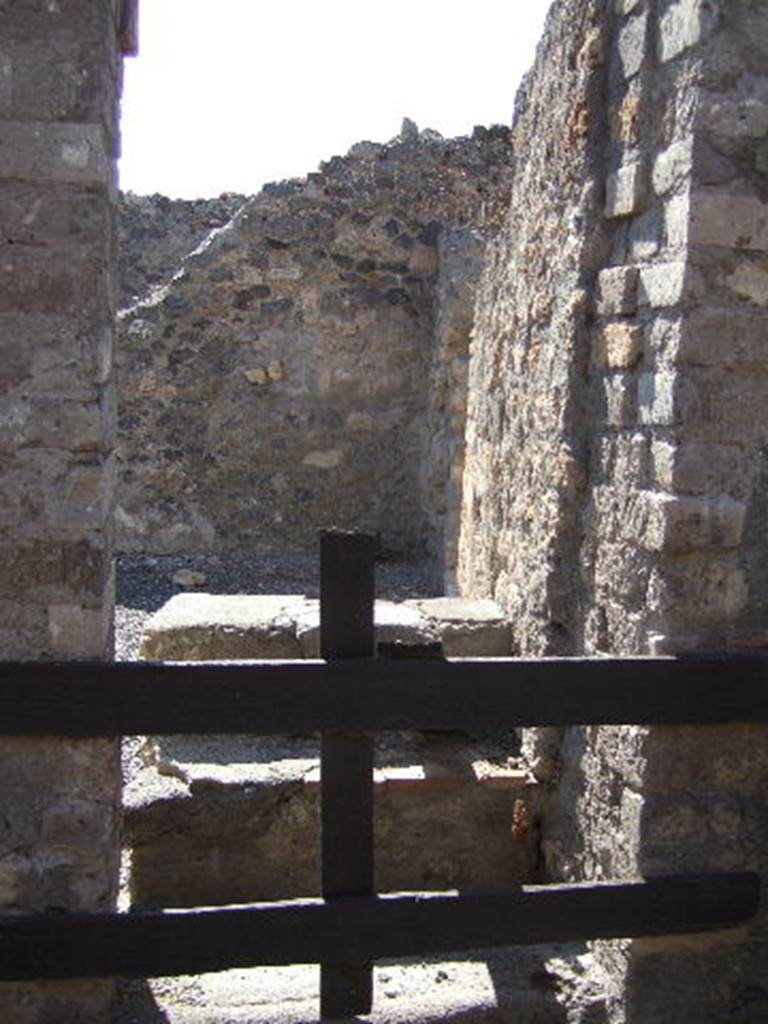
0;2;133;1018
459;0;768;1020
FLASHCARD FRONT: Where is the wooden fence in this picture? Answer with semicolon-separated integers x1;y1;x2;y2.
0;531;764;1018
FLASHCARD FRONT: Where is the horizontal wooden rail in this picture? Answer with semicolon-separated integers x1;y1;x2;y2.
0;874;756;981
0;655;766;736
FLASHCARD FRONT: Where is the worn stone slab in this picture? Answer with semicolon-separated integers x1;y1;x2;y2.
139;594;309;660
404;597;513;656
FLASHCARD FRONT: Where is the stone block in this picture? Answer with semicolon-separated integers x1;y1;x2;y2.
651;441;750;496
140;594;308;660
638;261;687;307
48;602;112;658
646;552;748;627
0;539;110;602
617;12;648;79
664;192;690;248
652;139;693;196
2;181;112;246
644;492;746;552
602;372;638;427
676;366;768;444
403;597;513;656
595;266;639;315
0;313;112;389
24;397;107;452
0;121;109;186
725;260;768;307
593;322;644;369
687;191;768;251
627;206;662;261
605;161;648;218
0;39;118;125
0;244;111;318
638;369;676;425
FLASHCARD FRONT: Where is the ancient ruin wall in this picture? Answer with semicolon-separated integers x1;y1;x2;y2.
0;2;131;1019
460;1;768;1021
116;127;511;560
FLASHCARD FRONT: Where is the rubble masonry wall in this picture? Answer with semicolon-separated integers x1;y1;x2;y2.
459;1;768;1021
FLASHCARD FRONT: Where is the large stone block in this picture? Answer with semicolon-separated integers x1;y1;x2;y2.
605;161;648;218
0;121;110;186
687;191;768;251
595;266;639;315
0;244;111;318
0;39;119;125
140;594;308;660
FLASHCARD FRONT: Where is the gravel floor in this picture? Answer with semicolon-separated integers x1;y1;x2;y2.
116;553;440;661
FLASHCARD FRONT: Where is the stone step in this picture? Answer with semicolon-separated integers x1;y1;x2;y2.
123;731;537;909
138;593;514;660
126;593;527;910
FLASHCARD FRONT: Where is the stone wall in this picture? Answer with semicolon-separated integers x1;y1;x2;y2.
459;0;768;1021
0;1;131;1020
116;125;512;561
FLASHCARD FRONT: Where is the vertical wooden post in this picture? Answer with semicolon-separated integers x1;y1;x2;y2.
319;530;376;1018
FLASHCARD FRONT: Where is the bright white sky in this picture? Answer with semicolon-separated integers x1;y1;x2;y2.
119;0;553;199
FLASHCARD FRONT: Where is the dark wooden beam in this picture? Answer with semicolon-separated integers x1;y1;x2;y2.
0;655;766;736
319;530;376;1018
0;874;757;981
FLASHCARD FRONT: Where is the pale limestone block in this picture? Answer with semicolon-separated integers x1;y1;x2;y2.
243;367;267;385
688;192;768;250
726;261;768;306
605;161;648;218
594;322;644;368
652;139;694;195
0;121;108;185
638;262;687;307
302;448;342;469
638;370;676;425
140;594;309;660
618;12;648;79
596;266;639;315
603;373;638;427
664;192;690;248
658;0;719;63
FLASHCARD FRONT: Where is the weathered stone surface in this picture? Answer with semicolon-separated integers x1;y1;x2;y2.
404;597;513;656
124;732;537;909
139;594;307;660
116;128;512;561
